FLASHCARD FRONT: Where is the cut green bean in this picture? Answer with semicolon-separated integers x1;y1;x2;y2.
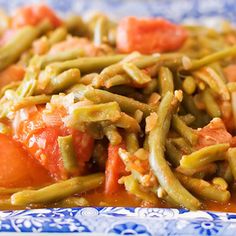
176;172;230;203
172;115;198;146
104;74;130;88
0;21;51;71
84;87;157;117
182;76;196;95
184;45;236;70
41;68;81;94
11;173;104;206
103;125;122;145
71;101;121;124
58;135;78;175
47;55;126;75
48;27;67;46
159;67;174;96
180;143;229;169
148;92;201;210
125;132;139;154
171;137;194;154
93;16;108;45
165;139;182;167
121;175;158;203
179;114;195;125
201;89;221;118
11;95;51;111
143;79;159;95
123;62;151;85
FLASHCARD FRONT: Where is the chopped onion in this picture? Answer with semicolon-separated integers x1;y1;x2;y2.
42;113;63;126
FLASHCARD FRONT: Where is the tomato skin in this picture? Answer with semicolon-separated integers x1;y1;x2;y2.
0;134;52;188
196;118;232;150
116;17;188;54
14;107;94;180
12;4;62;28
105;143;127;194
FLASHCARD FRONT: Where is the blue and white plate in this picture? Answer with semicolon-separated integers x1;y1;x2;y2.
0;0;236;235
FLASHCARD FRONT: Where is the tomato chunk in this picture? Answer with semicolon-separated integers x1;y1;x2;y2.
12;4;62;28
14;107;94;180
196;118;232;150
0;65;25;90
105;143;127;194
0;133;52;188
116;16;187;54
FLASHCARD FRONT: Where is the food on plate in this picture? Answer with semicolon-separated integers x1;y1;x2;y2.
1;4;236;211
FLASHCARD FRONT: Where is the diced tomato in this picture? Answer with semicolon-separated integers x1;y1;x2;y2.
105;143;127;194
196;118;232;150
0;65;25;90
0;133;52;188
13;107;94;180
116;16;188;54
11;4;62;28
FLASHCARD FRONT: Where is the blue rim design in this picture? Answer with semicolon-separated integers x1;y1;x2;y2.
0;0;236;235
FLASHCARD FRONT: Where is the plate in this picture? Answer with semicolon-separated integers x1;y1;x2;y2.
0;0;236;235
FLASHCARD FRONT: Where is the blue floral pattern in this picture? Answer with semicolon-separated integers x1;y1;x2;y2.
0;0;235;235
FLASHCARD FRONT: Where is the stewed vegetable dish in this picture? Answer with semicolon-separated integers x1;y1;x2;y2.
1;4;236;211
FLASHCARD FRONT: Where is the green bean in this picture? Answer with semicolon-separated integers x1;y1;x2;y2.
182;93;211;127
0;81;20;97
171;137;193;154
179;114;195;125
165;139;182;167
159;67;174;96
172;115;198;146
11;173;104;206
0;21;52;71
103;125;122;145
84;87;157;117
201;89;221;117
176;163;217;177
227;148;236;181
104;74;130;88
115;112;140;133
71;102;121;124
80;73;98;85
42;68;81;94
125;132;139;154
184;45;236;70
148;92;201;210
98;55;160;85
217;161;234;183
123;62;151;85
0;187;34;195
11;95;51;111
193;67;230;101
182;76;196;95
180;143;229;169
93;16;108;45
143;79;159;95
227;82;236;92
65;15;90;36
40;48;85;68
58;135;78;175
48;27;67;46
176;172;230;203
121;175;158;203
47;55;126;75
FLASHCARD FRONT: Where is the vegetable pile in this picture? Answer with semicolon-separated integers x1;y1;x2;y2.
0;4;236;210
